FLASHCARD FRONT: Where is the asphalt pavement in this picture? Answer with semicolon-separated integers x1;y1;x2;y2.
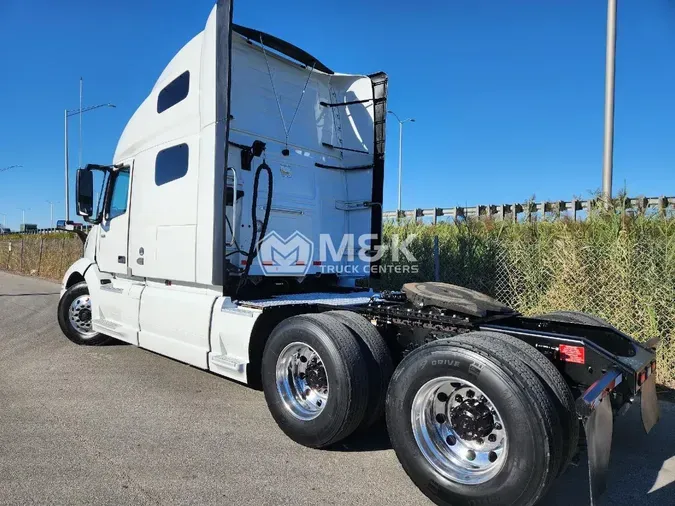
1;271;674;505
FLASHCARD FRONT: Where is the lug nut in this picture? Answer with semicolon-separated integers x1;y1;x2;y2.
455;395;463;403
300;356;308;363
317;400;322;407
299;373;305;380
446;435;457;446
435;413;447;424
494;423;502;431
437;392;449;403
466;450;476;461
476;438;484;445
305;389;311;396
489;451;498;463
466;390;475;398
488;434;497;443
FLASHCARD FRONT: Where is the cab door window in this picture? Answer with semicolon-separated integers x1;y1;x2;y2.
108;170;130;220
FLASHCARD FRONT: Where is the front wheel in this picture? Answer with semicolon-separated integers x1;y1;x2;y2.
57;281;111;346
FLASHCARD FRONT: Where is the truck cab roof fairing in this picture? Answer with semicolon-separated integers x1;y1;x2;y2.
232;24;334;75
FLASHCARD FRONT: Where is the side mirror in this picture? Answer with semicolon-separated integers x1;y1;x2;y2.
76;169;94;219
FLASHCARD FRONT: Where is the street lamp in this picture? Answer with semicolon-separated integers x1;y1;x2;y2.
387;111;415;217
18;208;30;230
46;200;60;229
64;103;115;221
602;0;617;200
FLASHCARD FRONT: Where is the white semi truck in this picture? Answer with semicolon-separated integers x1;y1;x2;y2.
57;2;660;505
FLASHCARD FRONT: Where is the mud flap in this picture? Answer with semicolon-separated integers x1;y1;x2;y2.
640;373;659;433
583;395;613;506
577;368;623;506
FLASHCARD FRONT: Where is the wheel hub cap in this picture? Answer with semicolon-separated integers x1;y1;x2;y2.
411;377;507;485
276;343;329;421
68;295;97;338
450;399;494;441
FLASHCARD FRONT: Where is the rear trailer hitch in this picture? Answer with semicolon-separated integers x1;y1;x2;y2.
576;365;660;506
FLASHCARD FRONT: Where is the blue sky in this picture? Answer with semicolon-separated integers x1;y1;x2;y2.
0;0;673;229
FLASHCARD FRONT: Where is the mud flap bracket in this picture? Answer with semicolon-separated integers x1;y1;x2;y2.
577;368;622;506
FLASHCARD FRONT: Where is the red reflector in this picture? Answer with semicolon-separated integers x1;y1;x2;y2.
651;362;657;374
313;261;323;266
639;371;646;386
295;261;306;266
241;260;247;266
262;261;274;266
559;345;585;364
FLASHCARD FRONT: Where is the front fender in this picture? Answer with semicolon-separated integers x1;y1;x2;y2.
60;259;109;298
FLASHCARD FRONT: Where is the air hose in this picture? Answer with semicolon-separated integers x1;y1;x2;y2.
237;161;273;292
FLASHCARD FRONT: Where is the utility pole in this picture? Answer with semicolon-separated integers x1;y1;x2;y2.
79;77;84;170
0;213;6;230
387;111;416;218
46;200;58;229
64;101;115;222
18;208;29;230
602;0;617;201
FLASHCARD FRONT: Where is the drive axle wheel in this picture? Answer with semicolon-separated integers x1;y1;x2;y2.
386;338;562;506
276;342;329;420
57;281;111;346
412;376;507;485
262;313;369;448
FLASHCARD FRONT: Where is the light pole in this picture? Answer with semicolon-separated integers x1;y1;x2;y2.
387;111;415;217
18;208;30;230
46;200;59;229
602;0;617;200
64;102;115;221
0;213;6;230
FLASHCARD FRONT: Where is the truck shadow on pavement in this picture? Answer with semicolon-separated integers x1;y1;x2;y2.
544;399;675;505
327;399;675;505
328;420;393;452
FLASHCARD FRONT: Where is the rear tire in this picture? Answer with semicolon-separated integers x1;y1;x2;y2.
325;310;393;429
261;313;369;448
386;337;563;506
456;331;579;476
57;282;112;346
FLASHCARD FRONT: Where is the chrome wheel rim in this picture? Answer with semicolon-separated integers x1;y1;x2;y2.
68;295;96;338
276;342;329;421
411;376;507;485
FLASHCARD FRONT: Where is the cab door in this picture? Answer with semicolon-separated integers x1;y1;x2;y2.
97;165;131;275
91;162;144;346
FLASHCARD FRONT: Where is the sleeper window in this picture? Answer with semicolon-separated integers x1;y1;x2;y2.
155;144;189;186
157;71;190;113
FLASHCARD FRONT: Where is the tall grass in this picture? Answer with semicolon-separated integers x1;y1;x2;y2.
378;211;675;386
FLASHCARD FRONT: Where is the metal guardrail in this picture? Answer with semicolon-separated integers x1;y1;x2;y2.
0;226;92;236
383;196;675;223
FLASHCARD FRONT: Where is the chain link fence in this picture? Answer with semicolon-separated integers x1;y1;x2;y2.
0;235;83;281
377;218;675;386
1;224;673;385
